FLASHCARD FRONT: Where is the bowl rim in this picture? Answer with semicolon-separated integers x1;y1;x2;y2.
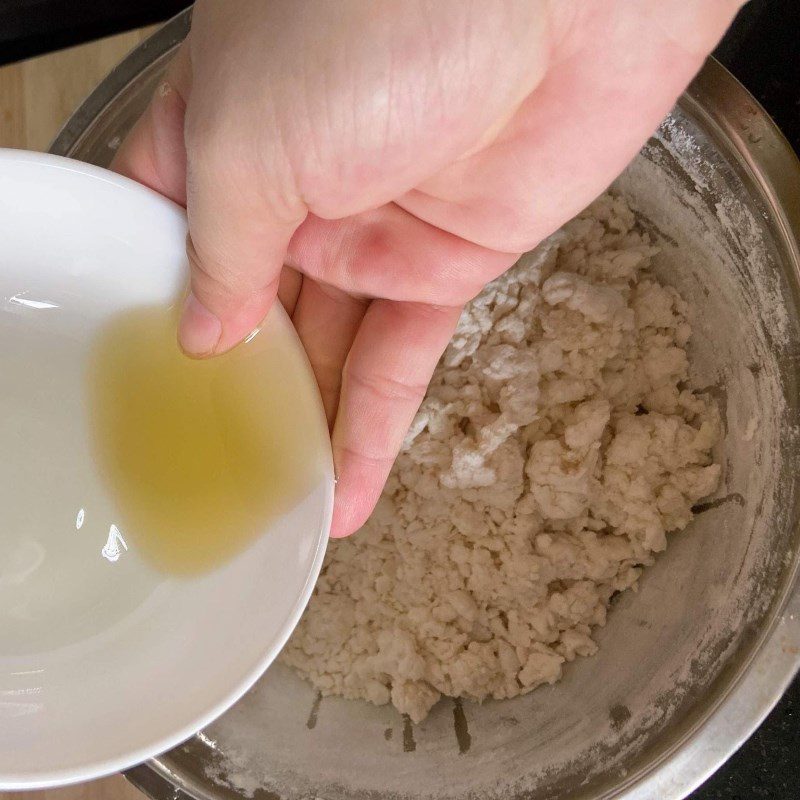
612;56;800;800
51;12;800;800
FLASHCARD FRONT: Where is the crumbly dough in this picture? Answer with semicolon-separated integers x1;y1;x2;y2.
281;195;721;723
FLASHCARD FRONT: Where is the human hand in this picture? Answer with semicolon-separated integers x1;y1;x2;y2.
113;0;743;537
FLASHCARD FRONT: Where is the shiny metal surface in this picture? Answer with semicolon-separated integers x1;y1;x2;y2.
52;13;800;800
50;10;190;165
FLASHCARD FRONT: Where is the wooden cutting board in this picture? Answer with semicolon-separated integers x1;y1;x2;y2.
0;25;159;800
0;26;155;151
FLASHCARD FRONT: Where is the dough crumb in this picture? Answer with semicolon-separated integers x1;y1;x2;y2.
282;194;721;723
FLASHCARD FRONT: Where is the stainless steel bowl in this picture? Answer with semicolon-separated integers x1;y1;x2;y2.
52;11;800;800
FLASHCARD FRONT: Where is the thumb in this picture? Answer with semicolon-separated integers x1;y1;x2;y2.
179;104;306;357
116;41;305;358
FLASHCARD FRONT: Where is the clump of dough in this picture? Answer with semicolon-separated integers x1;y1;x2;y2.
281;194;720;723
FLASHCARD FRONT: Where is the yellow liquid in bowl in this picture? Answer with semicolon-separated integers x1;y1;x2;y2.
88;306;319;576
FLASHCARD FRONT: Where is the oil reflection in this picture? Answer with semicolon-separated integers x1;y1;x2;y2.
7;293;60;311
101;524;128;563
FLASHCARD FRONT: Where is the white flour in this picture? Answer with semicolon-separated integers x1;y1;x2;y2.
282;194;720;722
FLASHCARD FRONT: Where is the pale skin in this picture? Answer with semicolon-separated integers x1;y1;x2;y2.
114;0;744;538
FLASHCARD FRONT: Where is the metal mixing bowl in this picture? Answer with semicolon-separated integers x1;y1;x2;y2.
51;11;800;800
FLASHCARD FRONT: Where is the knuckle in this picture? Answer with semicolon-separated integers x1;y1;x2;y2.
185;235;242;301
336;443;396;472
347;368;429;406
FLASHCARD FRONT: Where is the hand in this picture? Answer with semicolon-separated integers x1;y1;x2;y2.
113;0;742;537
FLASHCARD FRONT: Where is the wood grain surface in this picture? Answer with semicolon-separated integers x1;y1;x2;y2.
0;26;155;151
0;25;159;800
2;777;146;800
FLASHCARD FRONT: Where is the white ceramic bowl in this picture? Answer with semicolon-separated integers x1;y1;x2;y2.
0;149;334;790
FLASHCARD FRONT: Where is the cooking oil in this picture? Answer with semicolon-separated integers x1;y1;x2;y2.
88;305;318;576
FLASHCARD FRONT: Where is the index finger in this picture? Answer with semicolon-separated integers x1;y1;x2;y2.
330;298;462;538
111;42;192;204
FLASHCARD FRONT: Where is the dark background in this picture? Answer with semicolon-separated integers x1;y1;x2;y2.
1;0;799;798
0;0;188;64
